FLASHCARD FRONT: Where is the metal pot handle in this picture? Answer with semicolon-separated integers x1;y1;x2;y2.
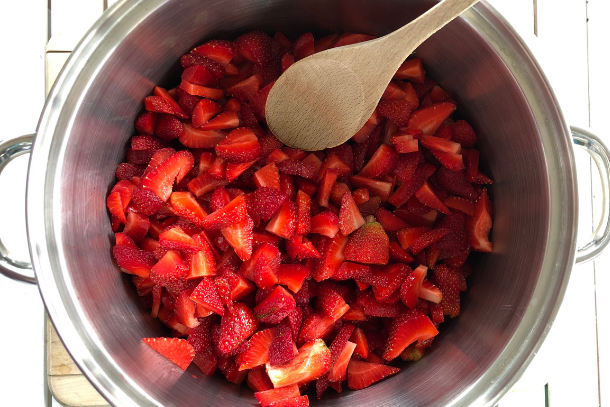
0;134;35;284
572;126;610;263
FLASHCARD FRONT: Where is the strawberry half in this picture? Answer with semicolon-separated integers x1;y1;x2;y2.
142;337;194;370
239;327;277;370
344;221;389;265
221;215;254;261
202;195;247;230
407;102;456;135
215;127;260;163
141;150;195;201
266;339;331;388
218;302;258;354
236;31;272;65
383;309;438;361
347;360;400;390
190;277;224;316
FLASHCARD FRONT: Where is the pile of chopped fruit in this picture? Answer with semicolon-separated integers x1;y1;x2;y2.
107;30;493;407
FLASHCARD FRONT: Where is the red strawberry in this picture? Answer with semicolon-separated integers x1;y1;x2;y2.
436;167;478;200
209;186;232;212
159;227;202;253
187;173;228;197
389;240;414;263
226;161;256;182
388;163;436;207
227;74;263;102
218;303;258;354
236;31;272;65
316;153;351;182
279;160;318;180
296;190;312;235
317;284;350;321
333;261;370;281
112;245;156;277
467;188;493;252
115;163;145;181
349;327;369;359
155;114;184;140
255;385;300;407
377;99;414;127
409;228;450;255
381;81;408;101
187;317;213;352
123;212;150;242
239;327;276;370
150;250;190;293
419;279;443;304
420;134;461;154
347;360;399;390
221;215;254;261
268;395;309;407
435;212;469;255
400;265;428;308
202;195;247;230
433;264;462;317
180;53;225;75
116;233;138;250
169;191;208;227
314;233;348;282
241;243;281;289
277;264;310;293
333;33;375;47
374;208;408;232
269;321;298;366
310;212;339;238
135;111;158;135
344;221;389;265
247;368;274;392
338;192;365;235
179;80;225;100
294;32;315;60
358;144;399;179
214;127;260;163
266;200;297;239
415;181;451;214
431;149;465;171
153;87;188;119
451;120;478;148
141;150;195;201
192;349;217;375
407;102;456;135
267;149;290;164
281;53;295;72
192;39;237;65
255;286;296;324
394;57;425;82
383;309;438;360
266;339;331;388
187;238;216;279
107;192;127;223
179;123;226;149
145;96;177;116
174;290;199;328
190;277;224;316
350;176;393;202
372;263;411;302
192;99;222;128
352;111;382;143
142;337;194;370
182;64;221;86
254;162;281;190
218;356;248;384
198;110;240;131
356;290;404;317
252;187;288;221
390;133;419;153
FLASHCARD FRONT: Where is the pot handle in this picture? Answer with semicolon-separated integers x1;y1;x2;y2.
0;134;35;284
572;126;610;263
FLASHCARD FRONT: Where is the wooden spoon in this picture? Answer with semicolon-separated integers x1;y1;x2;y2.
265;0;480;150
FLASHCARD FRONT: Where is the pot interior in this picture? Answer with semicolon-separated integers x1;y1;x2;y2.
34;0;576;406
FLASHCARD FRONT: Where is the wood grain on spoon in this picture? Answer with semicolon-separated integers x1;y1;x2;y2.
266;0;480;151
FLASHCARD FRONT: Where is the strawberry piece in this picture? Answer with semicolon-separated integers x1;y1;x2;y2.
389;241;414;263
169;191;207;227
252;187;288;221
350;176;392;202
390;133;419;153
209;186;232;212
451;120;478;148
344;221;389;265
135;111;158;135
295;190;312;235
192;39;237;65
431;149;465;171
179;124;226;150
430;85;451;102
372;264;411;302
349;327;369;359
267;149;290;164
142;337;194;370
317;284;350;321
198;110;240;131
218;356;248;384
250;81;275;118
352;111;382;143
141;150;195;201
333;33;375;47
409;228;450;255
179;80;225;100
159;227;201;253
394;57;425;82
400;265;428;308
358;144;399;179
187;240;216;279
241;243;281;289
278;160;317;180
415;181;451;214
218;303;258;354
281;53;295;72
150;250;190;293
248;368;274;392
277;264;310;293
123;212;150;242
115;163;145;180
310;212;339;238
255;385;301;407
187;173;228;196
388;163;436;207
213;127;260;163
239;328;276;370
222;268;256;301
347;360;399;390
254;162;281;190
351;188;369;206
467;188;493;252
294;32;315;60
316;323;356;397
110;180;135;211
207;156;227;179
375;208;408;232
383;309;438;360
176;88;202;117
254;285;296;324
395;150;421;182
221;215;254;261
266;200;297;239
236;31;272;65
142;147;175;177
107;192;127;223
381;81;408;101
314;233;348;282
269;395;309;407
356;290;404;317
328;341;356;383
407;102;456;135
419;279;443;304
181;64;220;86
435;212;469;255
192;99;222;128
202;195;247;230
174;290;199;328
226;161;256;182
227;74;263;102
144;96;176;116
116;233;138;249
266;339;331;388
154;114;184;141
420;134;461;154
190;277;224;316
180;53;225;75
465;148;479;182
113;245;156;277
333;261;370;281
377;99;414;127
153;86;188;119
338;192;365;235
316;153;351;182
436;167;478;199
269;321;298;366
187;317;213;353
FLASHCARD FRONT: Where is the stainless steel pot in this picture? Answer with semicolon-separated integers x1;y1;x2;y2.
2;0;610;406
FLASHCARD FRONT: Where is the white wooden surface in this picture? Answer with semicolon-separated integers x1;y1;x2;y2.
0;0;607;405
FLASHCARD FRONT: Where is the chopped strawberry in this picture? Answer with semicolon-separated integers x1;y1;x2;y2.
190;277;224;316
358;144;399;179
356;290;404;318
135;111;158;135
294;32;315;60
202;195;247;230
347;360;399;390
197;110;240;131
451;120;478;148
226;161;256;182
107;192;127;223
350;327;369;359
192;39;237;65
268;395;309;407
179;80;225;100
123;212;150;242
266;200;297;239
255;286;297;324
255;385;301;407
277;264;310;293
241;243;281;289
310;212;340;238
465;148;479;182
248;368;274;392
239;328;276;370
252;187;288;221
115;163;145;181
218;303;258;354
295;190;312;235
155;114;184;140
433;265;462;317
381;81;408;101
142;337;194;370
419;279;443;304
372;263;410;302
187;172;228;196
187;240;216;278
467;188;493;252
394;57;425;82
374;208;408;233
388;163;436;207
141;150;195;200
389;241;414;263
227;74;263;102
383;309;438;360
352;111;382;143
407;102;456;135
333;33;375;47
350;175;392;202
153;87;188;119
221;216;254;261
444;197;475;217
316;322;356;396
316;153;350;182
408;228;450;255
338;193;365;235
430;149;465;171
181;64;221;86
169;191;207;226
269;321;298;366
174;290;199;328
436;167;478;200
313;233;348;282
351;188;369;206
150;250;190;294
430;85;451;103
345;221;389;265
113;245;156;277
400;265;428;309
415;181;451;214
420;134;461;154
390;133;419;153
377;99;414;127
254;162;281;190
159;227;202;253
180;52;225;74
279;160;317;180
214;127;260;163
317;284;350;321
266;339;331;388
236;31;272;65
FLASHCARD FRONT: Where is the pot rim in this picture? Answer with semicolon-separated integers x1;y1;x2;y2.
26;0;578;406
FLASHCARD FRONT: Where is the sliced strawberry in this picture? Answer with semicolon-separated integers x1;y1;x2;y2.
182;64;220;87
269;321;298;366
187;240;216;279
180;53;225;75
141;150;195;201
143;148;175;177
420;134;461;154
153;87;188;119
159;227;201;253
338;192;365;235
394;57;425;82
383;309;438;360
179;80;225;100
150;250;190;294
198;110;240;131
241;242;281;289
391;133;419;153
374;208;408;233
372;264;411;302
247;368;274;392
333;33;375;47
142;337;194;370
295;190;312;235
187;173;228;196
202;195;247;230
436;167;478;200
317;284;350;321
222;268;256;301
400;265;428;308
255;286;297;323
388;241;414;263
169;191;207;227
451;120;478;148
313;233;348;282
381;81;408;101
191;99;222;128
255;385;301;407
352;111;382;143
377;99;414;127
192;39;237;65
115;163;145;181
278;160;317;180
277;264;310;293
266;200;297;239
154;114;184;141
349;176;391;202
467;188;493;252
116;233;138;250
316;153;350;182
144;96;176;116
135;111;158;135
218;302;258;354
227;74;263;102
107;192;127;223
358;144;399;179
174;290;200;328
252;187;288;221
254;162;281;190
316;322;356;397
267;149;290;164
212;127;259;163
123;212;150;242
113;245;156;277
314;33;339;52
349;327;369;359
294;32;315;60
431;149;465;171
430;85;451;102
239;328;277;370
356;290;404;317
190;277;224;316
221;215;254;261
236;31;272;65
344;221;389;265
388;163;436;207
266;339;331;388
415;181;451;214
408;228;450;255
281;52;295;72
419;279;443;304
207;156;227;179
268;395;309;407
226;161;256;182
347;360;399;390
407;102;456;135
444;196;475;216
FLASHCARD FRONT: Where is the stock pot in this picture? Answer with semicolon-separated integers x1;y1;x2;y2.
2;0;610;405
